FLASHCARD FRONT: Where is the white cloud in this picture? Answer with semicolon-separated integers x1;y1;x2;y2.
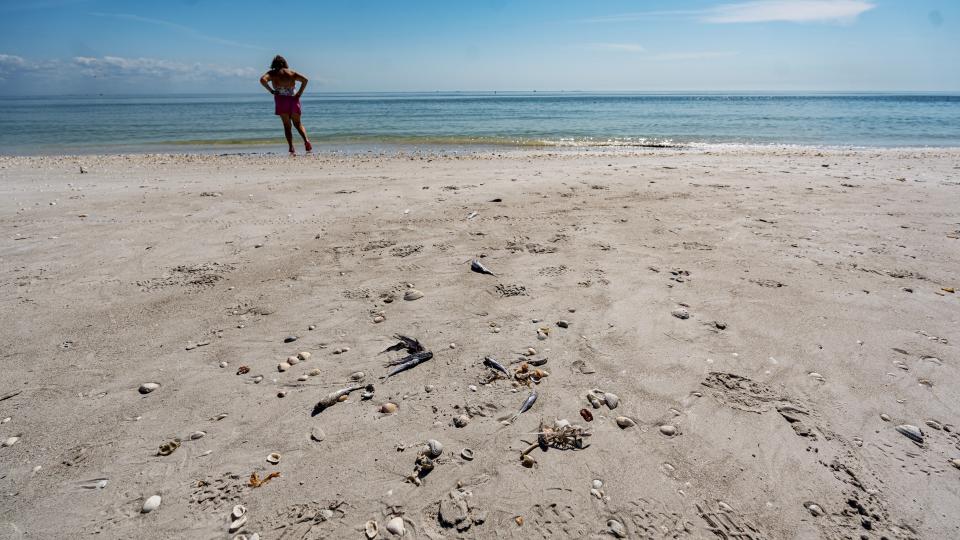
72;56;256;80
587;43;646;53
90;12;265;50
583;1;876;24
703;1;875;23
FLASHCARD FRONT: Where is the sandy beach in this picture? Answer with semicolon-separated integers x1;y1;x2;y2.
1;148;959;539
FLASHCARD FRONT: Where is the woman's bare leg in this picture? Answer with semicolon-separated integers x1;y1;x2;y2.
280;114;295;154
291;114;312;152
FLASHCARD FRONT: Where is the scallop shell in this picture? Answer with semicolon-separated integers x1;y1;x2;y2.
266;452;281;464
603;392;620;409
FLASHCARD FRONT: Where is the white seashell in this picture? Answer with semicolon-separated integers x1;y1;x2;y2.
308;368;322;377
2;436;19;447
228;514;248;533
615;416;635;429
310;427;325;442
380;402;398;414
190;431;206;440
1;417;9;423
659;425;677;436
219;361;229;368
426;439;443;458
592;479;603;489
385;516;405;536
403;290;424;301
603;393;619;409
252;375;264;383
287;356;300;366
591;488;603;499
607;519;627;538
453;414;469;428
880;413;890;421
373;315;385;323
895;424;923;444
266;452;281;464
298;351;311;361
142;495;161;513
671;307;690;320
139;382;160;394
461;448;474;460
803;501;824;517
351;371;365;381
277;362;290;372
365;520;379;539
231;505;247;520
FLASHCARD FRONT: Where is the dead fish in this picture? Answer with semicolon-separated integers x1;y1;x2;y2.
483;356;510;375
384;351;434;379
470;259;496;276
518;391;537;415
381;334;424;354
312;385;365;416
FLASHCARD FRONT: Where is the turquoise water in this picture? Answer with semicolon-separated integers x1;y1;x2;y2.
0;92;958;154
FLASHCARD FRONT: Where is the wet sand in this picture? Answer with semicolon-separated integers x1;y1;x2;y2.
1;148;959;539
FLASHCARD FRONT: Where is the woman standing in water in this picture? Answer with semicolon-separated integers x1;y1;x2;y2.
259;55;312;155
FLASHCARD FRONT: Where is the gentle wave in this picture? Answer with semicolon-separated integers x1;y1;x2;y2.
159;135;683;149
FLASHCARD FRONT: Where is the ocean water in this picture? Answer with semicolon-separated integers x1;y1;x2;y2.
0;92;958;155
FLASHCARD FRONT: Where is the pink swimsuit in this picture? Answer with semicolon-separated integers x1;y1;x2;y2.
274;86;301;116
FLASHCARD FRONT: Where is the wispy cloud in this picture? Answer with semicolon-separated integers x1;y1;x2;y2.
652;51;739;61
587;43;646;53
90;12;265;50
72;56;256;79
583;1;876;24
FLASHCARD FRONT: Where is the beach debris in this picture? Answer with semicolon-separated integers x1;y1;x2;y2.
277;390;287;398
895;424;924;444
157;439;181;456
248;471;280;488
512;391;538;420
385;516;405;536
351;371;366;382
365;520;379;539
229;505;248;533
142;495;162;513
384;351;433;379
671;308;690;320
373;315;386;323
380;402;399;414
515;516;524;526
284;336;298;343
659;425;678;436
521;419;591;461
521;454;536;468
266;452;281;464
616;416;636;429
483;356;510;376
950;458;960;470
453;414;470;428
426;439;443;458
804;501;825;517
593;479;603;490
608;519;627;538
3;436;20;448
403;289;424;301
252;375;263;384
461;448;474;460
513;363;549;385
288;356;300;366
381;334;424;354
556;320;570;328
580;409;593;422
311;384;366;415
138;382;160;394
470;259;496;276
236;366;250;375
536;327;550;340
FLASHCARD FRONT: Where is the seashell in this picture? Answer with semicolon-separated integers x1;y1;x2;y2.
603;392;619;409
515;516;524;526
607;519;627;538
556;320;570;328
310;427;325;442
266;452;281;464
803;501;824;517
298;351;311;361
525;348;536;356
213;413;228;421
659;425;677;436
190;431;206;440
925;419;943;430
338;395;349;402
138;382;160;394
3;436;20;447
380;402;398;414
308;368;322;377
219;361;229;368
361;391;375;400
284;336;298;343
277;362;290;372
287;356;300;366
231;505;247;520
590;488;603;499
252;375;263;383
587;393;602;409
365;520;379;539
592;479;603;489
616;416;635;429
237;366;250;375
141;495;161;513
671;307;690;320
461;448;474;461
536;329;548;340
424;385;435;393
385;516;405;536
951;458;960;470
298;375;309;382
277;390;287;398
453;414;470;428
521;454;536;468
157;439;181;456
880;413;890;421
228;514;248;533
895;424;923;444
426;439;443;458
373;315;385;323
351;371;365;381
403;290;424;301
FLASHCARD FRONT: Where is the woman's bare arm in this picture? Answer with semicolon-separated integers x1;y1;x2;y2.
259;72;275;95
294;72;309;98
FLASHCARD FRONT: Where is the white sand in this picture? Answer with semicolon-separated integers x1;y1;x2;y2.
1;148;958;539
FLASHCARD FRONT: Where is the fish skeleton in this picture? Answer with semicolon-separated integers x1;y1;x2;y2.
470;259;496;276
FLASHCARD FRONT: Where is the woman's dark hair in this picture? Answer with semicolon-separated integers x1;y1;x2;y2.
270;55;288;71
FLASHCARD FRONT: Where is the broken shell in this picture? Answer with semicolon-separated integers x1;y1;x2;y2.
385;516;405;536
895;424;923;444
607;519;627;538
231;505;247;520
142;495;162;513
426;439;443;458
453;414;470;428
603;392;620;409
277;390;287;398
365;520;379;539
590;488;603;499
237;365;251;375
266;452;281;464
219;361;229;368
515;516;524;526
616;416;636;429
461;448;474;461
403;290;424;301
138;382;160;394
380;402;398;414
298;375;309;382
298;351;311;361
521;454;536;468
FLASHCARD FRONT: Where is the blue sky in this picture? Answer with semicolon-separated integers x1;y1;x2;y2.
0;0;957;94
